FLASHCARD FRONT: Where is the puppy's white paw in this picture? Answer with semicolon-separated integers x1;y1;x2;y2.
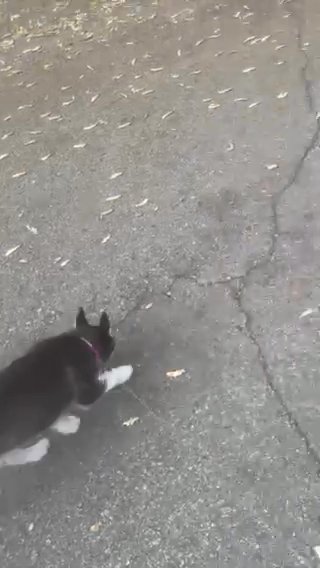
104;365;133;391
0;438;50;468
115;365;133;385
51;415;80;435
27;438;50;463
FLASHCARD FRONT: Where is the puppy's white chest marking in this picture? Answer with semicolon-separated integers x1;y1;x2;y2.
100;365;133;392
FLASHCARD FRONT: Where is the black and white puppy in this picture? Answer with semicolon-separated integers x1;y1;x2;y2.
0;307;133;468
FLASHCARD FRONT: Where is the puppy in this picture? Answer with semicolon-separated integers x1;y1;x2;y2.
0;308;133;467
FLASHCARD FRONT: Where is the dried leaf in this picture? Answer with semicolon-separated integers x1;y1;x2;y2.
277;91;288;99
90;522;102;533
162;110;174;120
299;308;318;319
60;259;70;268
208;102;220;110
62;97;75;106
2;132;13;140
90;93;100;104
166;369;186;379
26;224;38;235
118;121;132;129
12;171;27;179
73;142;86;148
123;417;139;427
135;198;148;207
83;122;98;131
109;172;123;180
23;45;41;54
5;245;21;257
100;209;113;218
243;35;256;44
313;546;320;559
242;67;256;73
226;141;235;152
106;194;121;202
217;88;232;94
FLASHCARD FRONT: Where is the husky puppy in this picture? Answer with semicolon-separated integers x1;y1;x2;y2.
0;308;133;467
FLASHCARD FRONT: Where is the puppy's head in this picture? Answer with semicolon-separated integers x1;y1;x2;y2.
76;307;115;363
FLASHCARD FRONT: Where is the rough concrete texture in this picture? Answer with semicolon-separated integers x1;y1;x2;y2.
1;0;320;566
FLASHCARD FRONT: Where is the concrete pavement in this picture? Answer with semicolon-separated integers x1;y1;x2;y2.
1;0;320;565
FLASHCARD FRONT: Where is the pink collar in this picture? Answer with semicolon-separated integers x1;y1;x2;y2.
80;337;100;362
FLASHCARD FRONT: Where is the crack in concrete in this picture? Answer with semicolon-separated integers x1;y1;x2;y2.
229;279;320;469
163;267;242;299
225;5;320;465
118;260;320;468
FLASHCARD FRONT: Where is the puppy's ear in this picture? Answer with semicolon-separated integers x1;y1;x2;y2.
99;311;110;332
76;307;88;328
